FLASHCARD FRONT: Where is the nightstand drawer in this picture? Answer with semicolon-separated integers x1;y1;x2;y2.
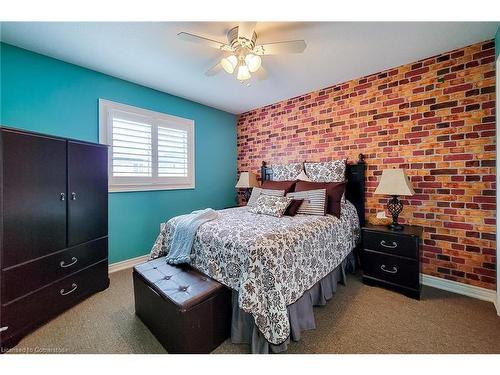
362;250;419;290
363;230;418;259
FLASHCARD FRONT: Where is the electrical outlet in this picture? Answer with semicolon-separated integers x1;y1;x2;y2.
376;211;388;219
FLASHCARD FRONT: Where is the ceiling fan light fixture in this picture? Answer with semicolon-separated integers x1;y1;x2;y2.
220;54;238;74
245;53;262;73
179;22;307;83
237;64;251;81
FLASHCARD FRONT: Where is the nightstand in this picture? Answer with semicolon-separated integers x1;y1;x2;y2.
361;224;423;299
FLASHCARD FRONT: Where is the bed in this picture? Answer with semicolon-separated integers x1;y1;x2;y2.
149;154;366;353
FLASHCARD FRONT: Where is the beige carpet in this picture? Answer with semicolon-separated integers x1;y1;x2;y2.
8;269;500;354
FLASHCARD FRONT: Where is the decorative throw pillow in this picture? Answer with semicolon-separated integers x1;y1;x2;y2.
261;180;296;193
296;170;311;182
250;195;292;217
284;199;304;216
304;159;346;182
247;187;285;207
286;189;327;216
295;181;346;218
271;163;303;181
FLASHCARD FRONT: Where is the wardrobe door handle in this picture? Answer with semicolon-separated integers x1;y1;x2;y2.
60;193;65;201
380;240;397;249
381;264;398;274
71;192;77;200
60;257;78;268
60;283;78;296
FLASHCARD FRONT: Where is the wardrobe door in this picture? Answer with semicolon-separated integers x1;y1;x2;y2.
67;141;108;246
1;129;67;267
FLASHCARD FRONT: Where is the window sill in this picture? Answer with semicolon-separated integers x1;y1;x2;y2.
109;184;195;193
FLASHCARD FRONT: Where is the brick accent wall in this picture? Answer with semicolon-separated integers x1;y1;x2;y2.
237;40;496;290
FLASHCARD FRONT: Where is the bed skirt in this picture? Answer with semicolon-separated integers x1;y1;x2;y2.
230;251;356;354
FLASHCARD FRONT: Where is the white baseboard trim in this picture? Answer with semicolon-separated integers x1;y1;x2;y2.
109;254;149;273
421;274;497;304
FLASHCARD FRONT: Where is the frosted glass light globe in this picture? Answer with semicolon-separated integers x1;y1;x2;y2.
245;54;262;73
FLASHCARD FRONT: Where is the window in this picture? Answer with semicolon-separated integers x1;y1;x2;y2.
99;99;195;192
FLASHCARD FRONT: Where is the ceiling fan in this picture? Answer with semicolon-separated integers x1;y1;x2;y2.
177;22;307;83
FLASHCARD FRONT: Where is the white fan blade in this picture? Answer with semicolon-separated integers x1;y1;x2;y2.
254;40;306;55
253;67;268;81
177;32;232;51
238;22;257;41
205;63;223;76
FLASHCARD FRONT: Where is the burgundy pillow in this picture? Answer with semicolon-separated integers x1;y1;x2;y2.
295;181;346;218
261;180;296;194
284;199;304;217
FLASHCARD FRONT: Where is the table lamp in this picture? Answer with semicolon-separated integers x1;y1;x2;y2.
235;171;259;201
374;168;415;231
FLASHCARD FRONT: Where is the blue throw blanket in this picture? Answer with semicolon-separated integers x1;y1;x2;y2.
165;208;219;265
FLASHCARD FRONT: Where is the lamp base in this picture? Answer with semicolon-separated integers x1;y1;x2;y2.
387;195;404;231
244;189;251;202
388;223;404;231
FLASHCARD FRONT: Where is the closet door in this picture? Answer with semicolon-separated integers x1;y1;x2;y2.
1;129;67;267
67;141;108;246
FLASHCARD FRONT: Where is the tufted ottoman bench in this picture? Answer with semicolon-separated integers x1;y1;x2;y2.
133;257;231;353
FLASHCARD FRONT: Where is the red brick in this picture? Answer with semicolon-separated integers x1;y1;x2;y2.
406;131;429;139
383;98;405;106
430;169;458;176
443;83;473;94
405;66;429;78
444;222;473;230
443;154;474;161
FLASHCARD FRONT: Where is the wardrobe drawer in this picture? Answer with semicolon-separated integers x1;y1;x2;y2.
362;249;419;290
363;230;418;259
0;260;109;343
1;237;107;303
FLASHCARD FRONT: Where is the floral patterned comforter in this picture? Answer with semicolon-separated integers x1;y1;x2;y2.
149;201;360;345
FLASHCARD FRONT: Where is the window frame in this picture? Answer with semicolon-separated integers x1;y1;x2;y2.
99;99;195;192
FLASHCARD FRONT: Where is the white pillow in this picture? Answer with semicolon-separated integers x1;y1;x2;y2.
296;170;311;181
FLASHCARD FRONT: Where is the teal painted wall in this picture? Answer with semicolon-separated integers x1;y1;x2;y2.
496;25;500;58
0;43;237;263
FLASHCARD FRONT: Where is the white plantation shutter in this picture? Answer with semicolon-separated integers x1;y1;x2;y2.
99;99;195;192
157;125;188;177
111;115;152;177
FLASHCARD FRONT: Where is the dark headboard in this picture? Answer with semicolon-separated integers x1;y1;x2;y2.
260;154;367;225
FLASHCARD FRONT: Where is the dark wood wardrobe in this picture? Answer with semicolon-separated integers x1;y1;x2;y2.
0;127;109;351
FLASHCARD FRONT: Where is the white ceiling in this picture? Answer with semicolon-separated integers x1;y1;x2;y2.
1;22;498;114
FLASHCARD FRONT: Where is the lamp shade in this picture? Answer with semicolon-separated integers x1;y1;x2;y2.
235;172;259;188
374;169;415;196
